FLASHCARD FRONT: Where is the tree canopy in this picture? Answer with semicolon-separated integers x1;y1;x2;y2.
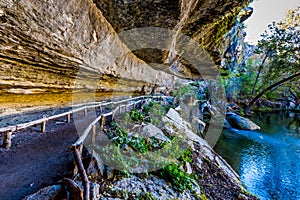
222;6;300;114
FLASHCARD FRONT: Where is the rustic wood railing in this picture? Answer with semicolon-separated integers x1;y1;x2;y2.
0;95;171;148
72;95;172;147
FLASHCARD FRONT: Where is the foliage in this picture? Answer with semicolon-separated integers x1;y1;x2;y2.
129;109;145;122
108;125;167;153
160;163;193;192
223;7;300;112
178;148;193;163
242;7;300;113
158;148;195;192
173;83;192;99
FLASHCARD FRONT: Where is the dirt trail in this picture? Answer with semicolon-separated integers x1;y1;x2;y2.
0;112;96;200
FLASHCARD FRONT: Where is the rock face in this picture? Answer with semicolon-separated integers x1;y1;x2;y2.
0;0;178;94
0;0;251;96
226;112;260;130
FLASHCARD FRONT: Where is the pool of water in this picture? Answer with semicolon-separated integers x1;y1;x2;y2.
214;112;300;200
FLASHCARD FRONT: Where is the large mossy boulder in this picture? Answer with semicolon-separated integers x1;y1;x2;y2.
226;112;260;130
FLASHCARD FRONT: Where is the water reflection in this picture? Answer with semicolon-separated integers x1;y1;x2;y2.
214;112;300;200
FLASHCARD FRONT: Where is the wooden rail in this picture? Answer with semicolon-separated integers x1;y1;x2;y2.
0;95;172;148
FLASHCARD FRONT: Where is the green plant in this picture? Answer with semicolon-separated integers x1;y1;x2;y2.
160;163;193;192
135;192;158;200
129;109;145;122
178;148;193;163
129;136;149;153
175;84;192;99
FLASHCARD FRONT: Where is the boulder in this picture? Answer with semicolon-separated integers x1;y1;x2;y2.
166;108;183;125
163;109;202;142
223;119;232;129
104;175;200;200
140;123;170;142
226;112;260;130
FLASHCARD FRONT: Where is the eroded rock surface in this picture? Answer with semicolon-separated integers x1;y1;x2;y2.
0;0;251;97
0;0;179;95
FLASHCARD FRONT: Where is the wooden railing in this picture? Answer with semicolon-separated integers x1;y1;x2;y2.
0;95;172;148
72;95;173;147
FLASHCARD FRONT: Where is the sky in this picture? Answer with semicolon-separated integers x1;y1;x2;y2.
244;0;300;44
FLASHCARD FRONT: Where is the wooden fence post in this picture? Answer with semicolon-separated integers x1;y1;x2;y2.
2;131;12;148
111;112;115;121
100;115;105;129
67;113;71;123
99;104;102;113
91;125;96;145
84;107;87;116
41;120;47;133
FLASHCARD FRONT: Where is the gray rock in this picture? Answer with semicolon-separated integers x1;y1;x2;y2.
238;193;249;200
226;112;260;130
104;166;115;180
162;116;201;142
166;108;183;125
185;161;193;174
289;102;296;109
140;123;170;142
23;185;61;200
107;175;200;200
161;124;175;136
90;182;100;200
191;117;206;135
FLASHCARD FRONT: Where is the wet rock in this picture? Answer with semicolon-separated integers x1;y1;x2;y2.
226;112;260;130
224;119;232;129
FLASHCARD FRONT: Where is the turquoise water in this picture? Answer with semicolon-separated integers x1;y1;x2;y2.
214;112;300;200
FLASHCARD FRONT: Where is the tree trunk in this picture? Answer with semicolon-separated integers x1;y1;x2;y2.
251;52;269;98
245;72;300;114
